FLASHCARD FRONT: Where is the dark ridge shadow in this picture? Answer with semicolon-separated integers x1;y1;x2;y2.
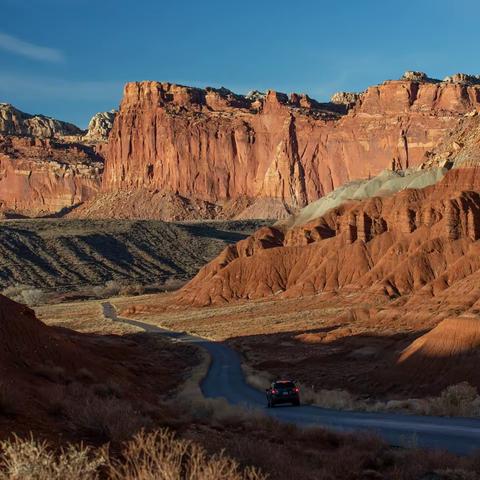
223;326;479;399
179;223;250;243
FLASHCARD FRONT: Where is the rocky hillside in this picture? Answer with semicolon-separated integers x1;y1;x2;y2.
0;103;116;143
84;109;117;143
0;103;83;139
175;166;480;306
0;218;269;295
100;71;480;220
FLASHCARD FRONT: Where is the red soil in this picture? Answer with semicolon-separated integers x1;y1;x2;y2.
176;167;480;307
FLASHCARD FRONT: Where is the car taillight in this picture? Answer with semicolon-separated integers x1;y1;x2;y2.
271;389;278;394
293;387;299;393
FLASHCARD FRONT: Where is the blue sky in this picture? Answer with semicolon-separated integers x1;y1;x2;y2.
1;0;479;128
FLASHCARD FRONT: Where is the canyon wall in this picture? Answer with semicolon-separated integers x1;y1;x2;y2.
103;73;480;213
0;105;115;216
2;72;480;218
0;135;102;216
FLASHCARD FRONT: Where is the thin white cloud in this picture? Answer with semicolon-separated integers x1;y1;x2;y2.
0;32;64;62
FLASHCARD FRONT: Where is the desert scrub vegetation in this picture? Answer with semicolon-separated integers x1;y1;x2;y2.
417;382;480;417
40;380;156;443
65;394;153;443
1;285;47;306
78;277;187;302
0;435;105;480
0;430;266;480
109;429;265;480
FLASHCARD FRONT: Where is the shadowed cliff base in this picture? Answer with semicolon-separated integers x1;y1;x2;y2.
66;190;294;221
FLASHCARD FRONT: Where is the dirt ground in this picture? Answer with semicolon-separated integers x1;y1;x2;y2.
112;290;480;399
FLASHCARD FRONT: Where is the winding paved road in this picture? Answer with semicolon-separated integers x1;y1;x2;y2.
102;302;480;455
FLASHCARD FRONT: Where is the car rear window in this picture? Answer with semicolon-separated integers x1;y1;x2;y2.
274;381;295;389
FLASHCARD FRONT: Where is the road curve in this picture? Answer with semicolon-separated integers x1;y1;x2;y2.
102;302;480;455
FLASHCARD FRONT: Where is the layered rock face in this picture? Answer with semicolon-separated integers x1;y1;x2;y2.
0;105;115;216
0;135;102;216
103;73;480;214
175;167;480;306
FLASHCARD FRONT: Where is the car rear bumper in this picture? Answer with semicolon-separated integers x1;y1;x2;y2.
271;395;299;404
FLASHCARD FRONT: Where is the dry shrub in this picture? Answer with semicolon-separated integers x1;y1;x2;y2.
0;435;105;480
242;365;272;391
118;284;147;297
91;280;122;299
1;285;25;303
427;383;480;417
390;448;467;479
304;383;480;417
162;277;187;292
109;429;266;480
1;285;46;306
177;395;267;429
20;288;46;307
301;386;357;410
65;394;152;443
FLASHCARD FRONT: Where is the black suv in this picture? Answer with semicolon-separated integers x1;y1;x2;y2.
266;380;300;407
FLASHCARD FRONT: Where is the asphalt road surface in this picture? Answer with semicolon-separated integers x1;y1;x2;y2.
102;302;480;455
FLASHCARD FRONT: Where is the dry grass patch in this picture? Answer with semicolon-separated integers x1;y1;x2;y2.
0;435;105;480
0;430;266;480
2;285;48;307
109;429;265;480
36;299;141;335
67;396;152;443
427;382;480;417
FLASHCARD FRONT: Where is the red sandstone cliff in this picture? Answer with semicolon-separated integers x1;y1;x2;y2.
0;135;103;216
102;73;480;216
0;105;115;217
3;72;480;219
